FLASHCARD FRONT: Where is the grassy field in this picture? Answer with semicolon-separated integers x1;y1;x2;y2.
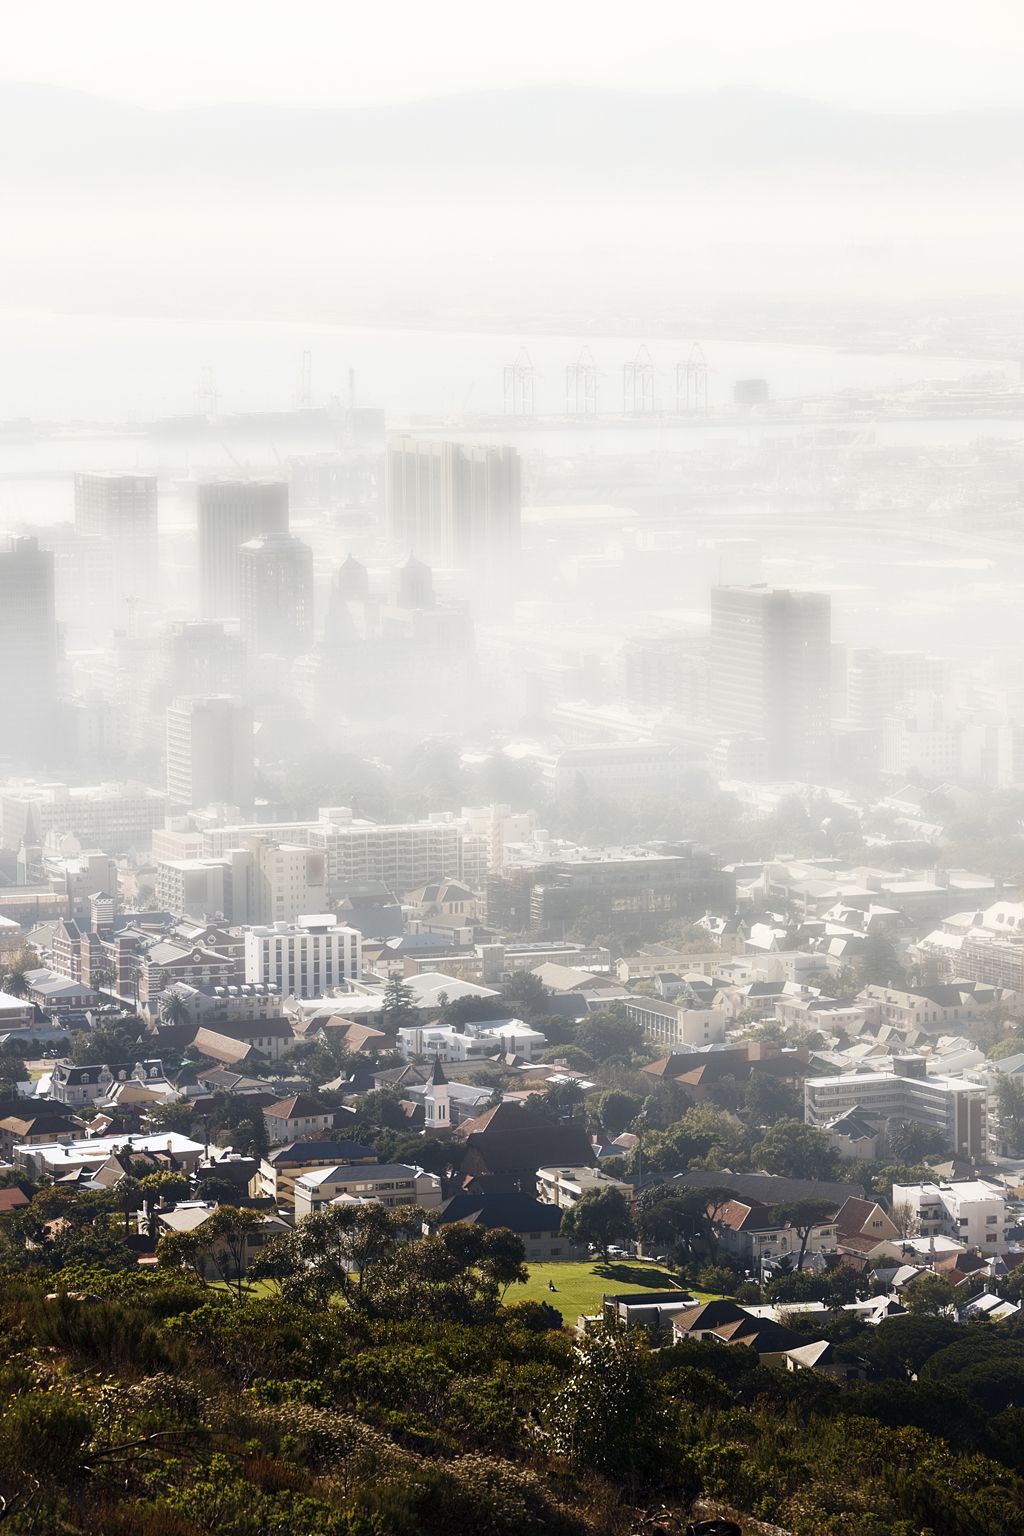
508;1259;706;1322
213;1260;722;1321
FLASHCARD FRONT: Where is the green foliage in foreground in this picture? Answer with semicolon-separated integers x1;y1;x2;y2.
0;1258;1022;1535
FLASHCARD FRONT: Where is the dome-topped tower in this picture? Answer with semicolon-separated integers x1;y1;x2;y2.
336;553;370;602
398;554;435;611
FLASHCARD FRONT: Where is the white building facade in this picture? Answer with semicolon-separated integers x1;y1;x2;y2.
244;915;362;998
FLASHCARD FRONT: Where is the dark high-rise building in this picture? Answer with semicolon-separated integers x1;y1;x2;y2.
384;438;520;572
74;471;158;617
239;533;315;659
0;535;59;764
196;479;289;620
710;585;831;780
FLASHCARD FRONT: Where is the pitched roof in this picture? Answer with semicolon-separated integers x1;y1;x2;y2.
266;1139;375;1165
263;1095;332;1120
429;1054;448;1087
673;1170;862;1207
434;1193;562;1233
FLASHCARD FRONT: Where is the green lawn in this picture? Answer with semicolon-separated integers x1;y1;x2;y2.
211;1261;722;1323
508;1259;709;1322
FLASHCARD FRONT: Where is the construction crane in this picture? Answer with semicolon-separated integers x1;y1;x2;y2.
623;345;655;414
503;348;535;417
676;342;709;414
565;345;598;416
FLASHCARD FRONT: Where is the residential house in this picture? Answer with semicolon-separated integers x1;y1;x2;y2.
50;1060;166;1109
714;1198;839;1272
262;1094;336;1146
155;1203;290;1278
0;1109;82;1160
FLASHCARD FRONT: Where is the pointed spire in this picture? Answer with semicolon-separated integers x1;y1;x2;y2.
429;1053;448;1087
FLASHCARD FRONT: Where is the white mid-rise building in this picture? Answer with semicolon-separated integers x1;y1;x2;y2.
892;1180;1008;1250
398;1018;547;1063
244;914;362;998
804;1056;988;1158
623;996;726;1048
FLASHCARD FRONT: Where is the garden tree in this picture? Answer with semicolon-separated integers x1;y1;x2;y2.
1;961;31;998
988;1033;1024;1061
902;1271;957;1317
380;975;419;1033
705;1071;744;1115
670;1184;739;1263
890;1199;921;1238
632;1103;747;1175
499;970;552;1019
138;1170;190;1204
369;1223;528;1323
540;1044;596;1072
765;1267;833;1305
541;1080;586;1121
589;1088;642;1136
855;930;907;989
252;1203;526;1322
743;1070;801;1126
559;1186;634;1259
870;1161;933;1200
696;1260;743;1294
683;1103;751;1170
994;1072;1024;1153
353;1086;410;1131
436;993;509;1026
636;1190;690;1254
547;1325;669;1493
144;1099;199;1136
860;1313;963;1378
575;1010;645;1064
757;1118;840;1181
390;1132;464;1191
217;1098;269;1158
157;1204;264;1301
0;1050;28;1090
887;1118;948;1162
770;1199;838;1271
114;1174;143;1234
70;1017;147;1067
286;1040;343;1085
252;1201;420;1310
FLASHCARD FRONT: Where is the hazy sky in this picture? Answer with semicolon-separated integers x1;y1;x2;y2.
5;0;1024;113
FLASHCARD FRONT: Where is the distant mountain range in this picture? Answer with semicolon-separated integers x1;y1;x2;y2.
2;81;1022;191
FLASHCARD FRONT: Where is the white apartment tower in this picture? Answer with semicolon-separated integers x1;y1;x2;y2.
244;915;362;998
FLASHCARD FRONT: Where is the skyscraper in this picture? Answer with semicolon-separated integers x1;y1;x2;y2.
710;585;831;780
0;535;59;764
384;438;520;572
196;479;289;620
238;533;315;658
74;472;158;619
165;695;254;810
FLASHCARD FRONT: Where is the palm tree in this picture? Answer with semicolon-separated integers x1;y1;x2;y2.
2;966;29;999
159;992;192;1029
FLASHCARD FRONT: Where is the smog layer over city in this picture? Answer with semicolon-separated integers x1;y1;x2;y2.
4;6;1024;1535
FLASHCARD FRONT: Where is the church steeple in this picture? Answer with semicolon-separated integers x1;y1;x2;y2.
424;1052;449;1131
